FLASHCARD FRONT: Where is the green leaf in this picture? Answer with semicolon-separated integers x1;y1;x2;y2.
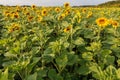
4;52;17;58
27;57;40;73
63;42;69;48
86;41;101;52
48;69;63;80
101;49;112;55
105;55;115;65
55;54;68;68
42;48;55;63
26;72;37;80
82;52;93;61
104;65;118;80
77;65;90;75
37;68;47;78
0;68;8;80
117;59;120;66
74;37;85;46
89;65;104;79
67;54;78;65
117;68;120;79
83;29;94;38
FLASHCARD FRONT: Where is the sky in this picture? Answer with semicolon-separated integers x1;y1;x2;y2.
0;0;113;6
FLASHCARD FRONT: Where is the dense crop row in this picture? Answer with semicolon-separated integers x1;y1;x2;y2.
0;3;120;80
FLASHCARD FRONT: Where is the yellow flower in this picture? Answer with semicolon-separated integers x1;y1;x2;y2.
11;12;19;19
41;9;47;16
28;16;34;22
25;12;30;16
3;11;9;16
37;15;43;22
22;7;27;11
111;20;119;29
5;13;11;17
65;9;71;16
8;23;20;33
58;13;65;20
64;2;70;8
55;7;61;13
96;17;108;28
82;8;87;13
64;25;72;33
31;4;36;10
14;12;19;18
87;11;93;18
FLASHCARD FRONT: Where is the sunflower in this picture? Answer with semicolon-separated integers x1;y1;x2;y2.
11;12;19;19
31;4;36;10
111;20;119;29
65;9;71;16
58;13;65;20
13;12;19;18
55;7;61;13
82;8;87;13
64;25;72;33
37;15;43;22
41;9;47;16
87;11;93;18
8;23;20;33
3;11;9;16
22;7;27;11
25;12;30;16
96;17;108;28
5;13;11;17
28;16;34;22
64;2;70;8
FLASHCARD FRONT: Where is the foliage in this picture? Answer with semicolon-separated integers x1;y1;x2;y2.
0;3;120;80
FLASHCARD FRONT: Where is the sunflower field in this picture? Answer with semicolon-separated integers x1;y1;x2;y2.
0;3;120;80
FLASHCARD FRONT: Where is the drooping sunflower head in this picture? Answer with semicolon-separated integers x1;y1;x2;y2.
96;17;108;28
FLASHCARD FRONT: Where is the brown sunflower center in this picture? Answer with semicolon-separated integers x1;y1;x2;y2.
99;19;105;24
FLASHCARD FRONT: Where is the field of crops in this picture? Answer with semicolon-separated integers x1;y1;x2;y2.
0;3;120;80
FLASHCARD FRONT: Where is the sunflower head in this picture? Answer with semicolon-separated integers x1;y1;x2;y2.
96;17;108;28
11;12;19;19
14;12;19;18
65;9;71;16
64;25;72;33
111;20;119;29
31;4;36;10
55;7;61;13
28;16;34;22
37;15;43;22
58;13;65;20
41;9;47;16
87;11;93;18
64;2;70;8
25;12;30;16
8;23;20;33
